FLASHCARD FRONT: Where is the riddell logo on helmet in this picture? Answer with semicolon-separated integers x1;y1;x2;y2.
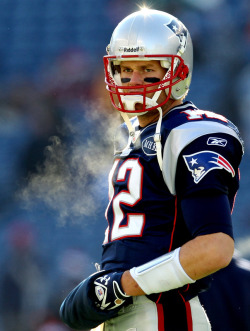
123;47;140;52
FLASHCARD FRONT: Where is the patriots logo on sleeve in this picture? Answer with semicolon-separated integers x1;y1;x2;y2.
183;151;235;184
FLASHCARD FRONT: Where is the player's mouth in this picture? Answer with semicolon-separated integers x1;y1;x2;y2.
123;87;145;94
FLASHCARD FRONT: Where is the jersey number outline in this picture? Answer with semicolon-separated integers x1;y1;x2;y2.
105;158;145;242
181;109;227;122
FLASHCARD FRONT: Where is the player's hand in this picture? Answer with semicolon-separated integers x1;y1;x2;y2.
92;271;131;311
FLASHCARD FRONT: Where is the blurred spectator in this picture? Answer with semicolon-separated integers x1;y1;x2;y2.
0;102;31;209
47;247;94;317
0;79;61;212
0;221;49;331
235;64;250;152
35;317;69;331
39;48;93;107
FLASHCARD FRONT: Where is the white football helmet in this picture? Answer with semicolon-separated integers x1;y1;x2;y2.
104;9;193;115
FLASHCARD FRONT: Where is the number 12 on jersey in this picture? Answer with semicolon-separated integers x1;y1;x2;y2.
104;158;145;243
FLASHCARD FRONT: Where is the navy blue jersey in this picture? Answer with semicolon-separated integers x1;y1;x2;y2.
199;255;250;331
101;101;243;297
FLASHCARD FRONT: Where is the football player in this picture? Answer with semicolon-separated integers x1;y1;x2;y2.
60;9;244;331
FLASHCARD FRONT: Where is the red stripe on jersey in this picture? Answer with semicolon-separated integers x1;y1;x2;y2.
179;292;193;331
157;303;165;331
155;293;162;304
169;196;178;252
185;301;193;331
231;167;240;214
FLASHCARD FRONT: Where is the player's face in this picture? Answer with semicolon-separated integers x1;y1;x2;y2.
120;60;167;110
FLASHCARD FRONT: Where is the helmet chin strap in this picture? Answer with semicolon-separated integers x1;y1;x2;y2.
120;94;163;170
154;106;163;170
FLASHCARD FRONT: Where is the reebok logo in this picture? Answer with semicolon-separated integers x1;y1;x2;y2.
207;137;227;147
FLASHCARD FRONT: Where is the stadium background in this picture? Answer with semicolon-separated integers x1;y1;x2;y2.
0;0;249;330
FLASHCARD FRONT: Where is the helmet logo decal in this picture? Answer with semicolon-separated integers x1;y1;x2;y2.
164;19;188;53
183;151;235;184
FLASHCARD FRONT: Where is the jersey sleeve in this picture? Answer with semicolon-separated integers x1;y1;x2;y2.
175;132;242;239
180;190;234;238
162;121;243;196
175;132;242;198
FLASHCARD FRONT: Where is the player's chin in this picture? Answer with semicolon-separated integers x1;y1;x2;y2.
135;103;144;111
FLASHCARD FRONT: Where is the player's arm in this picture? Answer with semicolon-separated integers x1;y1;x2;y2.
121;132;241;296
181;232;234;279
121;191;235;296
178;191;235;280
121;231;234;296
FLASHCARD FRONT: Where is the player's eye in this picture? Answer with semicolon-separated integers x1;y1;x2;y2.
121;68;132;73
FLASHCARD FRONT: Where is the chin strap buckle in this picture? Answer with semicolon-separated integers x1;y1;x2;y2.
154;133;161;143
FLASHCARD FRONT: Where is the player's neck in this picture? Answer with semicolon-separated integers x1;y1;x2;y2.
138;99;183;128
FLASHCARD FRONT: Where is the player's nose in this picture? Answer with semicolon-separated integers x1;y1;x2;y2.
129;71;144;85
